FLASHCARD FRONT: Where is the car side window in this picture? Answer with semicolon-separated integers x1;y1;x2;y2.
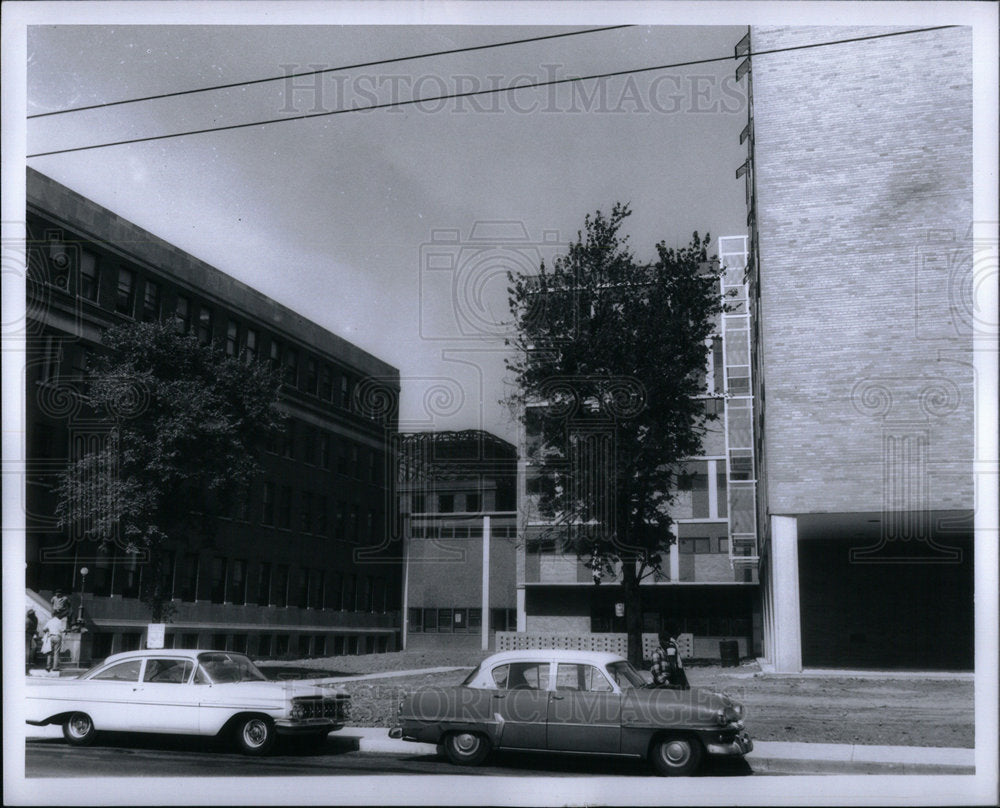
555;664;615;692
143;659;194;684
504;662;550;691
491;664;509;689
90;659;142;682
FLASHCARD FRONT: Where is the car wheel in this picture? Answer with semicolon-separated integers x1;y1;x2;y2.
63;712;97;746
650;735;703;776
234;715;276;755
442;731;491;766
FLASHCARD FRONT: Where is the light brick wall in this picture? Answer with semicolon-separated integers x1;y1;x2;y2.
751;26;973;515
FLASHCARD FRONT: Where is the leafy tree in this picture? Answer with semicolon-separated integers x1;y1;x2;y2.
55;320;285;622
505;204;726;665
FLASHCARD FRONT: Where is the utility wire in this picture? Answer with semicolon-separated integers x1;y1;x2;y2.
27;25;633;119
28;25;956;160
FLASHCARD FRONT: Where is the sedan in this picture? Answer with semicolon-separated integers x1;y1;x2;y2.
25;649;349;755
389;649;751;776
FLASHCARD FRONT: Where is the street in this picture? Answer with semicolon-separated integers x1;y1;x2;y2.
25;733;756;779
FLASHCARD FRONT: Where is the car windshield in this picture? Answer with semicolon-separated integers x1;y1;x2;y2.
460;664;482;686
195;652;268;684
606;660;649;690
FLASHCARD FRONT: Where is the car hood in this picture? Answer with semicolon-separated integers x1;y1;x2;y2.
622;685;742;727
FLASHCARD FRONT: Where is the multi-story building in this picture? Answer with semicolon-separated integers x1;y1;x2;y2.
737;26;975;670
398;430;518;651
516;253;761;660
25;168;402;661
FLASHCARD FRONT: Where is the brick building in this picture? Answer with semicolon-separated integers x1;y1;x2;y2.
738;26;975;670
399;430;518;650
25;168;402;661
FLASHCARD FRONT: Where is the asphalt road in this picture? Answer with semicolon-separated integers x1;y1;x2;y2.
25;734;757;779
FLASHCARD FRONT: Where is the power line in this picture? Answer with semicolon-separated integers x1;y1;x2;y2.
27;25;633;119
27;25;957;160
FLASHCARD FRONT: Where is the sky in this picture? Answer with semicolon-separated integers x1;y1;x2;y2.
24;21;750;444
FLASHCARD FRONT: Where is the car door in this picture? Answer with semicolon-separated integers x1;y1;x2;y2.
492;661;550;750
130;658;199;733
81;658;144;730
546;663;622;754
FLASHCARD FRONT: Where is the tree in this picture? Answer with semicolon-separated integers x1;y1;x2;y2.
505;204;727;665
55;320;285;622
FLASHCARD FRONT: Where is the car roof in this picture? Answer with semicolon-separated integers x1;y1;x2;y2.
97;648;229;665
479;649;628;667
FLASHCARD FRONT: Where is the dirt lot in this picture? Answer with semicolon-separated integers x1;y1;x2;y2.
258;654;974;749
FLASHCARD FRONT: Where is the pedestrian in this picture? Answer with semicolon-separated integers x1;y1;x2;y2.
41;614;65;673
650;623;689;690
50;588;71;620
26;609;38;672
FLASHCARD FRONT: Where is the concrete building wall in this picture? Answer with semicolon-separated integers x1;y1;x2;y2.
750;26;974;516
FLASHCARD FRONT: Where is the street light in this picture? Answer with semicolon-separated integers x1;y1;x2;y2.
77;567;89;625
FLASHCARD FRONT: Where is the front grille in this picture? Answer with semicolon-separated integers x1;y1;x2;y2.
296;696;349;721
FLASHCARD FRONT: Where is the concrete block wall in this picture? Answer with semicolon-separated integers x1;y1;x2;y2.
750;26;974;515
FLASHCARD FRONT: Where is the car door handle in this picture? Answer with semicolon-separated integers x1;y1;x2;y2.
492;693;506;699
550;695;565;700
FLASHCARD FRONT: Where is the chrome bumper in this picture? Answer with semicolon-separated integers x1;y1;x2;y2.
705;729;753;756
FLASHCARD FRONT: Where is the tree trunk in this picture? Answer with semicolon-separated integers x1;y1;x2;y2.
621;560;644;666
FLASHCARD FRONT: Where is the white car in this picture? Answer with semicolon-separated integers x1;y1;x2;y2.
25;649;349;755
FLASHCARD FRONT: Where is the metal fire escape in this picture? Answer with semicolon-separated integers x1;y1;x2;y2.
718;236;759;572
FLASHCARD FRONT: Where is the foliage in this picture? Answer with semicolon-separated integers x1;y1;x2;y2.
55;320;285;622
505;204;726;663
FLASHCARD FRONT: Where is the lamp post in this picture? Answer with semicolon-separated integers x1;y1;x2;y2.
77;567;88;625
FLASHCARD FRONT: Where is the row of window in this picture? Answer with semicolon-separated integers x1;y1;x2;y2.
407;607;516;633
268;420;383;483
38;235;386;422
88;630;391;661
82;550;396;611
678;536;729;555
409;525;518;539
258;483;381;542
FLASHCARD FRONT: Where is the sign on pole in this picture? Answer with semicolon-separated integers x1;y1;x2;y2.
146;623;165;649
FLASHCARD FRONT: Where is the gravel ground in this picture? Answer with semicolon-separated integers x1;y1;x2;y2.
257;653;974;748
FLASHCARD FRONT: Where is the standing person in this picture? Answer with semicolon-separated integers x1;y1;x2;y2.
41;614;65;673
26;609;39;672
50;588;71;621
650;624;689;690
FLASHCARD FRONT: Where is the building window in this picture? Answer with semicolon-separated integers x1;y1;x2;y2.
344;575;357;611
261;481;275;526
225;319;239;356
423;608;438;632
319;365;332;400
142;280;161;322
319;434;331;470
301;491;314;533
116;267;135;315
408;607;423;632
309;569;324;609
491;608;517;632
243;328;258;362
438;608;453;633
282;421;295;460
274;564;289;608
369;451;377;483
438;494;454;513
349;505;359;541
297;569;309;609
174;295;191;334
730;451;753;481
229;559;246;605
711;337;724;394
80;250;100;302
316;496;329;536
717;465;728;518
327;572;342;610
278;486;292;530
305;357;317;395
283;347;298;386
335;502;346;540
468;608;482;632
269;339;281;369
257;562;272;606
303;428;317;466
718;537;729;554
336;441;347;475
210;557;227;603
350;445;359;478
366;510;375;542
197;305;213;345
465;492;481;512
179;553;199;602
340;374;350;408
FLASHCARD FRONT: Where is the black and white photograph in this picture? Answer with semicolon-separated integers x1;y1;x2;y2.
3;1;997;805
